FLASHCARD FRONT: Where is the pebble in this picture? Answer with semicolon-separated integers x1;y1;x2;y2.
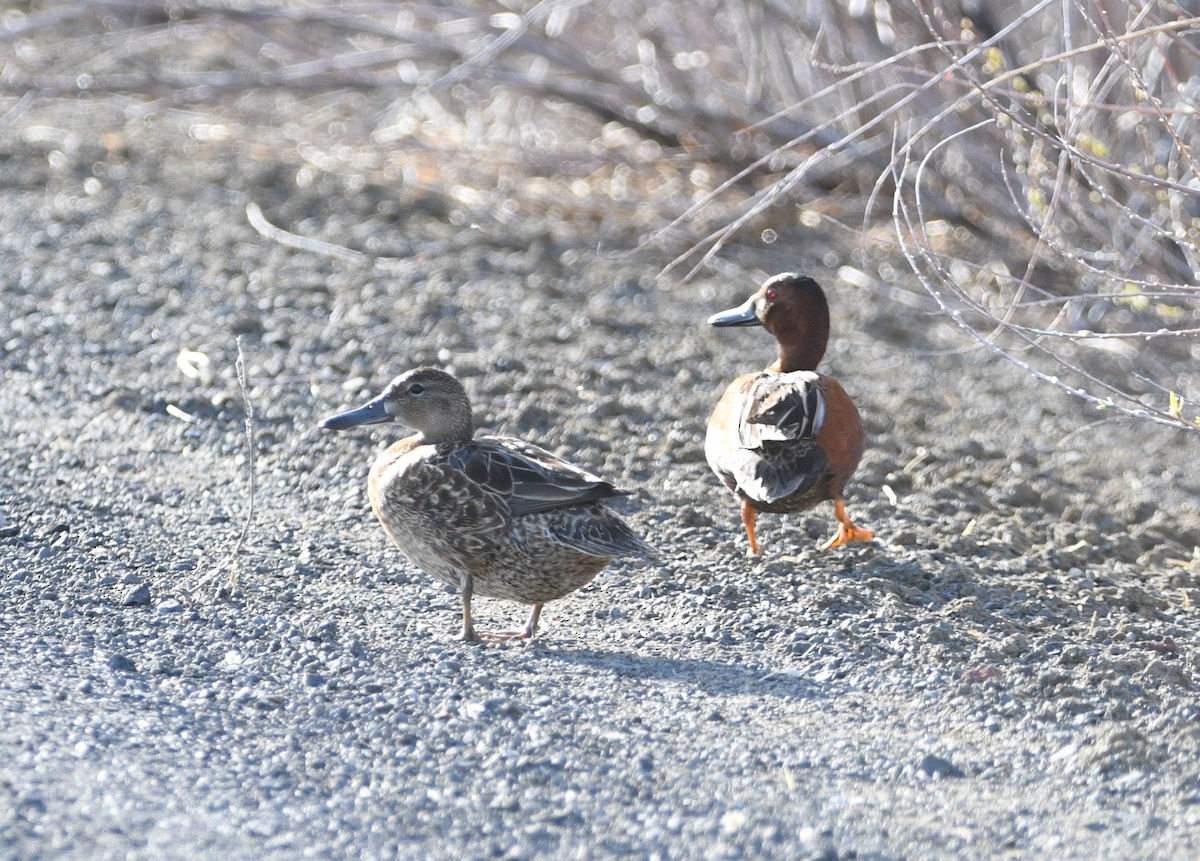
1;132;1195;861
122;583;152;605
917;753;964;779
107;654;137;673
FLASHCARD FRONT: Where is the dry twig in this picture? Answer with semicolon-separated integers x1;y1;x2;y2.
193;336;256;600
4;0;1197;434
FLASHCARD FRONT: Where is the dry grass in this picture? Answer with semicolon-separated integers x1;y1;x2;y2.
4;0;1199;433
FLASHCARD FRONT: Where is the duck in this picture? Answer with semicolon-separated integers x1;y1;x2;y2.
705;273;874;555
319;367;655;642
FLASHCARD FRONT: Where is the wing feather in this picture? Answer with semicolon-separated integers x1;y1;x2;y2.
714;371;830;505
450;438;630;518
740;371;825;444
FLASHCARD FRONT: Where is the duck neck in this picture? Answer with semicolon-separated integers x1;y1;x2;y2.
770;315;828;372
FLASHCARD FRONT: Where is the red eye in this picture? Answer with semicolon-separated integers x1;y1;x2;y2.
766;288;778;301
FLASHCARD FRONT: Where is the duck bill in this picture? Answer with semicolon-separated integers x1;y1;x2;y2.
319;395;392;431
707;295;761;327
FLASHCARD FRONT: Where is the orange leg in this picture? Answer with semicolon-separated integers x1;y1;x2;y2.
821;498;875;550
740;499;763;555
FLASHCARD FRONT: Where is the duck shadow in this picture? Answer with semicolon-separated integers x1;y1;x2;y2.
528;643;831;701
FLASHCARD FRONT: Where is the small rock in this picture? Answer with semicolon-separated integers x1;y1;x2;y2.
917;753;964;779
999;634;1028;657
720;810;749;834
1058;645;1089;666
156;598;184;614
890;528;919;547
107;654;137;673
122;583;151;605
310;619;338;642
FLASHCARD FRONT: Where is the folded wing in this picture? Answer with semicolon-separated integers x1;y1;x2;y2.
433;438;655;559
730;372;829;504
450;438;630;516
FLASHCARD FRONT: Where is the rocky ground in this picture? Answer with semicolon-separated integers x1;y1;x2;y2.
2;132;1199;860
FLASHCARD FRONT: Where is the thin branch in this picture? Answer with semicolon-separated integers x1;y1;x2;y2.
193;337;257;600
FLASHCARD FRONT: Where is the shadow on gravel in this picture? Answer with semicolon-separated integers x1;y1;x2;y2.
535;646;829;700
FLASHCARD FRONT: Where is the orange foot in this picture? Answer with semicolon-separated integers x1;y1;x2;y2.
740;499;763;556
820;498;875;550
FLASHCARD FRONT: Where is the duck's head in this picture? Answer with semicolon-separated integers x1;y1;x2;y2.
708;272;830;372
319;366;475;443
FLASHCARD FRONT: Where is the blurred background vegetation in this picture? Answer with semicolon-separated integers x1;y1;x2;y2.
3;0;1198;433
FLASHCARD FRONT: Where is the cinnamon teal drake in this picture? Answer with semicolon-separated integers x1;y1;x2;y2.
319;367;655;642
705;273;874;555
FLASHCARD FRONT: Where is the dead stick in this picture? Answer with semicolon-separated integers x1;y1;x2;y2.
194;336;256;599
221;335;257;596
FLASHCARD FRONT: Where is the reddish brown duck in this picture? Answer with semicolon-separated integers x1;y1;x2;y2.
706;273;874;555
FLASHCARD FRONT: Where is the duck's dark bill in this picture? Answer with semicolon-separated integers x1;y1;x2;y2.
319;396;392;430
707;295;761;327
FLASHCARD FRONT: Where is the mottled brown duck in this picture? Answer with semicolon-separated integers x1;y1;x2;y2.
320;367;654;641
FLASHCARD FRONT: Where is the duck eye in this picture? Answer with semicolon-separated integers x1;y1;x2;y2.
408;383;425;395
766;288;778;301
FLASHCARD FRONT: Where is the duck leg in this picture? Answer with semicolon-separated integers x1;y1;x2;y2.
740;499;763;556
460;570;541;643
821;498;875;549
522;603;542;639
459;573;482;642
478;603;543;642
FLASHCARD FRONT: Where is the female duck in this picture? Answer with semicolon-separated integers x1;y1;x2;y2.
706;273;874;555
320;367;654;642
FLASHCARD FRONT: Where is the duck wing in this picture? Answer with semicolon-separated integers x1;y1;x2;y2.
450;438;631;518
739;371;825;446
446;438;653;558
542;504;658;559
723;372;829;504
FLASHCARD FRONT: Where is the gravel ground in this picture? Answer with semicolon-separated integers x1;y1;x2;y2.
2;135;1200;861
